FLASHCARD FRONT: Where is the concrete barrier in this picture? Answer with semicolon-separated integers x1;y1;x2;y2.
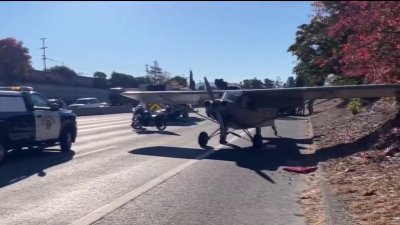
71;106;132;116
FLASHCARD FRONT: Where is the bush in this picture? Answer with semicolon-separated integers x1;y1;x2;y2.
346;98;362;115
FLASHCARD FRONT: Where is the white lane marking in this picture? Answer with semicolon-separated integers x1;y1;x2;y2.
70;130;252;225
74;146;117;159
74;136;134;151
76;129;134;143
77;117;132;126
76;113;131;121
78;123;130;134
78;121;128;130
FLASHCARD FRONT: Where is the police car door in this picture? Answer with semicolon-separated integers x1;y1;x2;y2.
29;93;61;141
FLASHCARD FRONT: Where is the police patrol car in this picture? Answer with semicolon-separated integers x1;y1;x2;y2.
0;86;77;164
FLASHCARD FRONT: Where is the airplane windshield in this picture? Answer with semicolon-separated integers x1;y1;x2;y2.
222;90;243;102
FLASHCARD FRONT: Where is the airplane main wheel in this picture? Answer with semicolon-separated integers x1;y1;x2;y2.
198;132;209;148
253;134;263;149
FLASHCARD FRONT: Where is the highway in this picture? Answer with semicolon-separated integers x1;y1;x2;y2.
0;112;313;225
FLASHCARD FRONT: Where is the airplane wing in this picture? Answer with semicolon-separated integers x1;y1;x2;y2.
121;90;224;105
241;84;400;108
122;84;400;108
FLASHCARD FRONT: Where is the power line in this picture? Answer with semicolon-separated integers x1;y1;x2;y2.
47;57;64;66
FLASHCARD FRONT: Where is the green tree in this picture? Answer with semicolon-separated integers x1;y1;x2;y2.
242;78;264;89
295;74;306;87
110;71;137;88
288;16;343;86
134;76;151;86
0;37;32;84
189;70;196;90
93;71;107;79
274;76;283;88
48;65;78;77
93;71;108;88
284;76;296;88
214;78;228;90
263;78;275;88
145;61;169;84
167;75;187;87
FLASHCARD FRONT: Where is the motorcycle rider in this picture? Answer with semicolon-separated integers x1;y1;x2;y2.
133;104;151;127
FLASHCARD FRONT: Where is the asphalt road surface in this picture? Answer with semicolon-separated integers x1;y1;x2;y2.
0;112;313;225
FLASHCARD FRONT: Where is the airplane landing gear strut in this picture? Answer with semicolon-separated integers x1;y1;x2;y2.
272;125;278;136
253;127;263;149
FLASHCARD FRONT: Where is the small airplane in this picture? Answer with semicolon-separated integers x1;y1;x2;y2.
122;78;400;149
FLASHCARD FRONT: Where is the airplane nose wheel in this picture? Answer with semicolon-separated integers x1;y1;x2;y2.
198;132;209;148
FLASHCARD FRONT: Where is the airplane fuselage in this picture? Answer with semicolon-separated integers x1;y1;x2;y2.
205;91;280;129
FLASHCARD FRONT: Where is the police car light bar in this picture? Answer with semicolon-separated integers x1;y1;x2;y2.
0;86;34;91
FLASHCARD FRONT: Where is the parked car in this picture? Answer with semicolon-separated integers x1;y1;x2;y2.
68;97;109;108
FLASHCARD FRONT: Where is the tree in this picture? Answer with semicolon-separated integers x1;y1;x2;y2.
250;78;264;89
135;76;151;86
274;76;283;88
295;74;307;87
263;78;275;88
314;1;400;83
241;78;264;89
48;65;78;77
145;61;169;84
214;78;228;90
288;16;343;86
284;76;296;88
93;71;107;79
93;71;108;88
189;70;196;90
0;37;32;84
110;71;137;88
167;75;187;88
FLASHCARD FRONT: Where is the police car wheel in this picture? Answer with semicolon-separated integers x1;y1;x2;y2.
60;129;72;152
0;143;5;164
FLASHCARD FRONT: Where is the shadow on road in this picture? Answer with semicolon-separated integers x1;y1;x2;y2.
130;126;391;184
129;136;313;183
0;149;75;188
134;129;181;136
166;117;206;126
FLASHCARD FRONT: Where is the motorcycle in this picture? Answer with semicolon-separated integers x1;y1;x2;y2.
131;105;167;131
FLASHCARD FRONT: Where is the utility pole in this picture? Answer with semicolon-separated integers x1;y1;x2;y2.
41;38;47;71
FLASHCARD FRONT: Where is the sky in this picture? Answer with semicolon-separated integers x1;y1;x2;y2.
1;1;313;84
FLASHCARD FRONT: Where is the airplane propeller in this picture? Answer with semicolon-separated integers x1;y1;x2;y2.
202;77;228;144
204;77;216;101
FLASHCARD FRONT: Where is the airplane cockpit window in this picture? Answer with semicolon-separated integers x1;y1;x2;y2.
222;90;243;103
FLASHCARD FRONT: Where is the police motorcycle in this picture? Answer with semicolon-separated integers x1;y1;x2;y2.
131;104;167;130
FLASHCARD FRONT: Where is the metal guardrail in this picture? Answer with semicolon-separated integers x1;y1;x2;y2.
71;106;132;116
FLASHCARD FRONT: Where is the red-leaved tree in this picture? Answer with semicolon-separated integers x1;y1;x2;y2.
314;1;400;83
0;38;32;84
